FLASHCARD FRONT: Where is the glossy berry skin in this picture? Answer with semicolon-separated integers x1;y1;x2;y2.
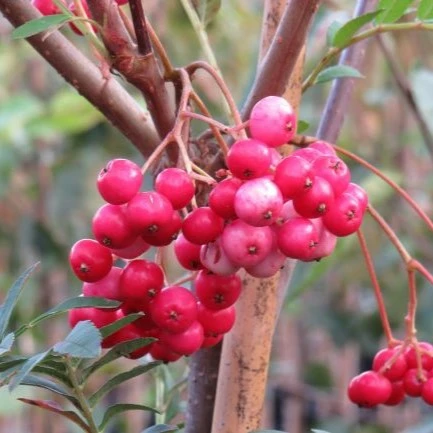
92;204;136;249
197;303;236;335
293;147;322;163
421;378;433;405
111;237;150;260
209;177;242;220
150;341;182;363
308;220;337;261
308;140;336;156
274;155;312;200
345;183;368;212
403;368;426;397
174;233;203;271
31;0;60;15
68;306;118;330
373;347;408;381
384;381;405;406
312;155;351;197
347;370;392;407
200;240;240;276
234;178;283;226
142;211;182;247
249;96;296;147
119;259;164;303
201;333;224;349
195;270;242;310
97;159;142;205
127;191;174;236
405;342;433;371
161;321;204;356
182;207;224;245
69;239;112;283
82;266;123;301
221;220;273;268
150;286;198;334
155;168;195;210
226;139;271;180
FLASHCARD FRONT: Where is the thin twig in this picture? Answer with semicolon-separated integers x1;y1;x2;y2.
128;0;152;55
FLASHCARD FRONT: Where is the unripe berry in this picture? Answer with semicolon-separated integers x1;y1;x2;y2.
155;168;195;210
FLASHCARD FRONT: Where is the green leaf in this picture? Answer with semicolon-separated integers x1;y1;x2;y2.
418;0;433;20
12;15;70;39
83;337;156;379
0;333;14;356
326;20;343;46
9;350;50;391
99;404;159;431
15;297;121;337
0;263;39;338
18;398;90;433
297;120;310;134
376;0;414;23
100;313;144;338
315;65;364;85
89;361;161;406
141;425;180;433
53;321;101;359
192;0;222;26
332;10;383;47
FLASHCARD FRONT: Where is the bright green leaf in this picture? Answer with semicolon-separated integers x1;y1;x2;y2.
332;10;383;47
0;334;14;356
100;313;144;338
376;0;414;23
315;65;364;85
12;15;70;39
9;350;50;391
297;120;310;134
0;263;39;338
326;21;343;46
141;425;180;433
53;321;101;359
418;0;433;21
89;361;161;406
99;404;160;431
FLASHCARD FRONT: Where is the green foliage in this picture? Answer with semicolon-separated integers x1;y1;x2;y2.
418;0;433;20
0;333;14;356
376;0;414;23
297;120;310;134
11;15;70;39
315;65;364;85
99;404;160;431
9;351;51;391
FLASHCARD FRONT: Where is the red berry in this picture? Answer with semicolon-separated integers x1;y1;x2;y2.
111;237;150;260
308;140;336;156
200;240;240;276
384;381;405;406
31;0;60;15
308;219;337;261
119;259;164;303
68;305;118;329
155;168;195;210
226;139;271;180
345;183;368;212
195;270;242;310
174;233;203;271
68;0;95;35
209;177;243;220
421;377;433;405
347;370;392;407
160;321;204;356
197;303;236;335
312;155;351;197
150;341;182;363
82;266;123;301
403;368;426;397
372;347;408;381
201;333;224;348
97;158;142;205
150;286;198;334
69;239;113;283
142;211;182;247
182;207;224;245
405;342;433;371
293;147;322;163
249;96;296;147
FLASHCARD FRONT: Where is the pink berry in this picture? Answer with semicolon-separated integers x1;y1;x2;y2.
245;246;286;278
308;140;336;155
221;220;273;267
32;0;60;15
82;266;123;301
111;237;150;260
403;368;426;397
249;96;297;147
405;342;433;371
384;381;405;406
142;211;182;247
161;321;204;356
293;147;322;163
174;233;203;271
197;303;236;335
155;168;195;210
200;240;240;276
209;177;242;220
308;221;337;261
345;183;368;212
347;371;392;407
97;159;142;205
312;155;351;197
182;207;224;245
234;178;283;226
421;378;433;405
226;139;271;180
69;239;113;283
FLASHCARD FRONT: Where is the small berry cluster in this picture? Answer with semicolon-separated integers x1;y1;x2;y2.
69;159;239;363
348;342;433;407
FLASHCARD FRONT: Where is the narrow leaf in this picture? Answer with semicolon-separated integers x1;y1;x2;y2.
83;337;156;379
9;350;50;391
0;263;39;337
141;425;180;433
332;10;383;47
418;0;433;20
376;0;414;23
89;361;161;406
326;21;343;46
315;65;364;85
18;398;90;432
12;15;70;39
0;333;14;356
297;120;310;134
53;321;101;359
99;403;159;431
100;313;143;338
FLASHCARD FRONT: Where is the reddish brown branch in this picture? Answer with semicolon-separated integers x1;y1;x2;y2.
128;0;152;55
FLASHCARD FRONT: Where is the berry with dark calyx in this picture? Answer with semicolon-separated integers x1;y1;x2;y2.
384;381;405;406
142;211;182;247
209;177;243;220
31;0;60;15
195;270;242;310
155;168;195;210
403;368;426;397
308;219;337;261
234;178;283;227
293;176;334;219
69;239;113;283
150;341;182;363
274;155;313;200
119;259;164;303
127;191;174;236
92;204;136;249
277;217;319;261
345;183;368;212
160;321;204;356
312;155;351;197
197;303;236;335
82;266;123;301
405;342;433;371
174;233;203;271
111;236;150;260
308;140;336;156
347;370;392;407
150;286;198;334
373;347;408;381
421;377;433;405
245;243;286;278
293;147;322;163
97;158;142;205
226;139;271;180
200;240;240;276
201;333;224;349
182;207;224;245
249;96;296;147
221;220;273;268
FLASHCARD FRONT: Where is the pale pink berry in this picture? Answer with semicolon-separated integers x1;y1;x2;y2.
309;218;337;261
345;183;368;211
308;140;336;155
245;245;286;278
200;240;240;276
293;147;322;163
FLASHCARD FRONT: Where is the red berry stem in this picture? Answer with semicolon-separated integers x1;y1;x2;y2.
356;229;395;345
405;269;418;340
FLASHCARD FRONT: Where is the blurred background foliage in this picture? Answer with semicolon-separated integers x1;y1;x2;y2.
0;0;433;432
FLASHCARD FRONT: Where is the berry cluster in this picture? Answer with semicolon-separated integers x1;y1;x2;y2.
348;342;433;407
